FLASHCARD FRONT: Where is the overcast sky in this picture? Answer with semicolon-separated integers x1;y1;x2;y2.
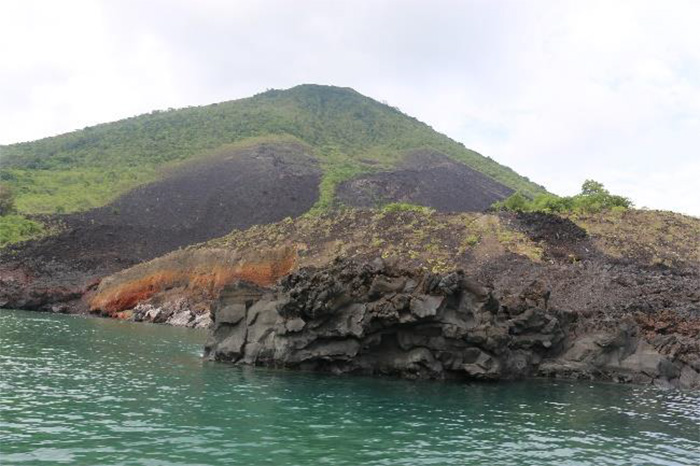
1;0;698;216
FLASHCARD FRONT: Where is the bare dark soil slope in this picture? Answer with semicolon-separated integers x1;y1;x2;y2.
0;142;321;311
84;142;320;241
336;150;514;211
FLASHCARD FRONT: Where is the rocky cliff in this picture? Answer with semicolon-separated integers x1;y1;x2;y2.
204;258;700;389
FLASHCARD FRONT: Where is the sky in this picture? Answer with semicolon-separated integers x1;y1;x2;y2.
1;0;698;216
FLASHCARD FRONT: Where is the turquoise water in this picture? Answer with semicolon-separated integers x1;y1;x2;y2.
1;309;698;466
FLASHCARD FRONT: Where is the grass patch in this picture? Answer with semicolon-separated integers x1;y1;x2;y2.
381;202;436;215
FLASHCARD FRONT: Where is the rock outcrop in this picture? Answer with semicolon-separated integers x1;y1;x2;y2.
205;258;699;389
538;321;700;389
204;258;568;380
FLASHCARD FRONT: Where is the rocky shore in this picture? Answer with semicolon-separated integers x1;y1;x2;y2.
205;258;700;389
3;209;699;390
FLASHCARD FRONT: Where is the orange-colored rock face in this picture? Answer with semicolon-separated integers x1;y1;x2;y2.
90;270;179;313
90;247;297;315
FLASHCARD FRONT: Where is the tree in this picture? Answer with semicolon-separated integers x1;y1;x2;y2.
581;179;608;196
576;180;631;212
0;184;15;216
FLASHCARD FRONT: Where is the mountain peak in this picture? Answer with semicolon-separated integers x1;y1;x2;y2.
0;85;545;215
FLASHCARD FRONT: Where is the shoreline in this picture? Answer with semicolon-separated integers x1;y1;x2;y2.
4;305;698;391
3;210;699;391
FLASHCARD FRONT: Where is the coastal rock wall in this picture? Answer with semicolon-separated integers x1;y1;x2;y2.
538;320;700;389
205;258;570;380
205;258;700;389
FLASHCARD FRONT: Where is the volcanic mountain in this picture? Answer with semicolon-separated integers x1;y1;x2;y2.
0;84;542;311
2;85;699;389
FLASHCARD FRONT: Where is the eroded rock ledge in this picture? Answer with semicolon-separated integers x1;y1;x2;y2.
203;258;700;388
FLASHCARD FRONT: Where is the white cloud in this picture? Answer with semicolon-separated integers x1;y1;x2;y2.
0;0;698;216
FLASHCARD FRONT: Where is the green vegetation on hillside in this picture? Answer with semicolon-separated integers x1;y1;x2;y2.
381;202;436;215
0;184;45;246
493;180;632;214
1;167;156;214
0;85;545;215
0;184;14;215
0;215;45;247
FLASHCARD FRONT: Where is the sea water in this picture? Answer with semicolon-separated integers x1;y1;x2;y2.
1;309;698;466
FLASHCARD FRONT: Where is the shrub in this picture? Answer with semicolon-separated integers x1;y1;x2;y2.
496;192;529;212
529;193;574;213
493;180;632;214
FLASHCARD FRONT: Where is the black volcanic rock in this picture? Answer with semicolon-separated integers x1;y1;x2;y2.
205;258;569;380
204;258;700;389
